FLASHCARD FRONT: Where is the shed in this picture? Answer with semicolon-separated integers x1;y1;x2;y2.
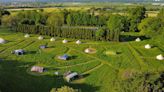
39;45;47;49
24;34;30;38
31;66;44;73
11;49;25;55
65;72;79;82
0;38;6;44
58;54;69;60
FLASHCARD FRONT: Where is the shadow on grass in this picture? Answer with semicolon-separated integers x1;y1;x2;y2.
120;35;150;42
0;59;99;92
26;51;37;54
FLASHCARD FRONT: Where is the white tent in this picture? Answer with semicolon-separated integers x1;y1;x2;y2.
76;40;81;44
31;66;44;73
135;38;141;42
38;36;44;40
62;39;68;43
24;34;30;38
50;37;55;42
65;72;78;82
145;44;151;49
156;54;164;60
85;49;90;53
0;38;6;44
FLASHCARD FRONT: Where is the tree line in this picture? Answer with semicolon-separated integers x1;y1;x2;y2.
1;6;164;42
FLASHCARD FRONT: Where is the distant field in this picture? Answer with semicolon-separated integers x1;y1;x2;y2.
0;28;163;92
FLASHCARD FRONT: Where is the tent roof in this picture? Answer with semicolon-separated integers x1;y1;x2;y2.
0;38;6;43
65;72;78;79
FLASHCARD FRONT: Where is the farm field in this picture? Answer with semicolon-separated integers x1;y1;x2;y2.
0;28;163;92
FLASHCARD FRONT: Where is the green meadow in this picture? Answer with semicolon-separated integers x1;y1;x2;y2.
0;28;163;92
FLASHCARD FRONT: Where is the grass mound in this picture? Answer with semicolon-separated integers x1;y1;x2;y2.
105;51;117;55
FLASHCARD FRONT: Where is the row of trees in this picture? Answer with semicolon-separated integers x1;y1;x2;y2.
66;11;107;26
13;24;121;41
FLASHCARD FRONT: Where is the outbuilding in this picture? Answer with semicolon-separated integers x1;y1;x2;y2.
31;66;44;73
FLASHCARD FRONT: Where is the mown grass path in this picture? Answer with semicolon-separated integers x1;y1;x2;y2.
127;43;148;71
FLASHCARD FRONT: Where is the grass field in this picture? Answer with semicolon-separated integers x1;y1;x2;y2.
0;28;163;92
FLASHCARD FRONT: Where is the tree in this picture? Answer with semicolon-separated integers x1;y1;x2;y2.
96;27;106;40
50;86;79;92
128;6;146;32
107;15;124;41
46;12;64;26
158;8;164;22
138;17;163;38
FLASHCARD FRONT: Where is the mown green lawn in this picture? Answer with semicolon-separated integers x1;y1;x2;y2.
0;28;163;92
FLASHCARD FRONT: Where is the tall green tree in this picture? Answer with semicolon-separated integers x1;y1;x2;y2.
107;15;124;42
50;86;79;92
138;17;163;38
128;6;146;32
46;12;64;26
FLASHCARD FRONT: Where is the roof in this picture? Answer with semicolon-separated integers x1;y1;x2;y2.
15;49;24;52
65;72;78;79
63;54;69;58
0;38;6;43
40;45;47;48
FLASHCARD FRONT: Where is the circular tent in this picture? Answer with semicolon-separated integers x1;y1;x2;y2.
50;37;55;42
62;39;68;43
145;44;151;49
76;40;81;44
0;38;6;44
84;48;96;54
156;54;164;61
135;38;141;42
24;34;30;38
38;36;44;40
